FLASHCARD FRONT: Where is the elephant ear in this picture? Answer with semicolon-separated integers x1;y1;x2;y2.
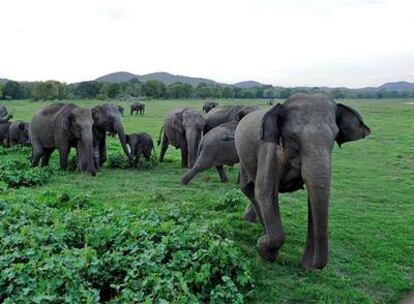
259;103;285;144
173;111;184;133
234;107;253;122
336;104;371;146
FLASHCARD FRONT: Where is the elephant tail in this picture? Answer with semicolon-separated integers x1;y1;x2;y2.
157;126;164;146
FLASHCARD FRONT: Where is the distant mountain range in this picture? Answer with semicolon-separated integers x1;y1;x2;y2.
95;71;223;87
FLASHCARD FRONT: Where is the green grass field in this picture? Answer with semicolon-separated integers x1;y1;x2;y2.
1;98;413;303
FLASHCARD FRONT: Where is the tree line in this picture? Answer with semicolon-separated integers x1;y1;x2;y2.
1;78;414;101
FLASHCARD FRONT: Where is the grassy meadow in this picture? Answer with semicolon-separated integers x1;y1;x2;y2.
1;98;413;303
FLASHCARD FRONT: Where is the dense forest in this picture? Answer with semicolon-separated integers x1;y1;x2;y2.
1;78;414;101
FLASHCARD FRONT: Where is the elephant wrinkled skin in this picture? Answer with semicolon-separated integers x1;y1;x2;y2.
235;93;370;269
30;103;97;175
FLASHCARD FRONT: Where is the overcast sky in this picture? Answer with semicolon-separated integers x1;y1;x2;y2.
1;0;413;88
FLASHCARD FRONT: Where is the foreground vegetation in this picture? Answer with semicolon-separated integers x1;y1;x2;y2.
1;98;413;303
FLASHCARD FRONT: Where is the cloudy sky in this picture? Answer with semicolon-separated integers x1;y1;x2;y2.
1;0;413;87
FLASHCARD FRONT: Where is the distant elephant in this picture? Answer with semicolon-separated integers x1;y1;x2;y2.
235;93;370;269
9;121;30;146
181;121;239;185
158;108;205;168
92;103;130;169
266;100;274;105
0;105;12;123
118;105;125;116
204;105;258;134
130;102;145;115
30;103;97;175
0;122;11;146
126;132;155;167
202;101;218;113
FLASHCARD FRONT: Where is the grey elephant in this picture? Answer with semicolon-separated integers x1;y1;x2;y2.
180;121;239;185
126;132;155;167
9;121;30;146
130;102;145;115
202;101;219;113
0;122;11;146
0;105;13;123
204;105;258;134
118;105;125;116
92;103;130;169
235;93;370;269
158;108;205;168
30;103;97;175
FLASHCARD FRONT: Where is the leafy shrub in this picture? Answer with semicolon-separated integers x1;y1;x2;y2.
214;189;245;211
0;160;55;189
106;152;129;169
0;199;253;303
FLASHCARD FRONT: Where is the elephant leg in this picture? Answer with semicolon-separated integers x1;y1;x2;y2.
41;148;54;167
255;177;285;262
58;146;70;170
216;166;228;183
240;167;262;224
179;143;188;168
180;160;210;185
159;133;169;162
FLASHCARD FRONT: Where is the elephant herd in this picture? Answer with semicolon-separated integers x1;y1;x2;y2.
0;94;371;270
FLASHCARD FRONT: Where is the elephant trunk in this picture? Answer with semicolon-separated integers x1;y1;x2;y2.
301;151;331;269
77;132;97;176
186;129;201;168
113;120;130;159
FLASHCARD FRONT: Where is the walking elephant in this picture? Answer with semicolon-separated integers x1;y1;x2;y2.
204;105;257;134
126;132;155;167
235;93;370;269
30;103;97;175
9;121;30;146
0;122;11;146
202;101;218;113
92;103;130;169
181;121;239;185
158;108;205;168
130;102;145;115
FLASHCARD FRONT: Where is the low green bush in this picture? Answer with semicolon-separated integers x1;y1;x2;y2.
0;198;253;303
0;160;55;190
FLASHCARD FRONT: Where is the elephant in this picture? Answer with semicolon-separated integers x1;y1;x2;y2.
180;121;239;185
158;108;205;168
0;122;11;146
30;103;97;175
130;102;145;115
202;101;219;113
92;103;130;169
0;105;12;123
126;132;155;167
8;121;30;146
118;105;125;116
235;93;370;270
204;105;258;134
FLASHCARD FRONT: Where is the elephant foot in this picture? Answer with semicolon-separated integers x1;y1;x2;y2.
180;177;190;185
243;211;258;223
257;236;280;262
301;254;327;270
220;177;228;183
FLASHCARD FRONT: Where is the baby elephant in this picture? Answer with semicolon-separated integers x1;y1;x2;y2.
126;133;154;167
9;121;30;146
181;121;239;185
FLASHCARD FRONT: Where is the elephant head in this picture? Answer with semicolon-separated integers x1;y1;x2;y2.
174;109;205;168
65;107;97;175
92;103;130;158
18;122;30;145
260;94;370;268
